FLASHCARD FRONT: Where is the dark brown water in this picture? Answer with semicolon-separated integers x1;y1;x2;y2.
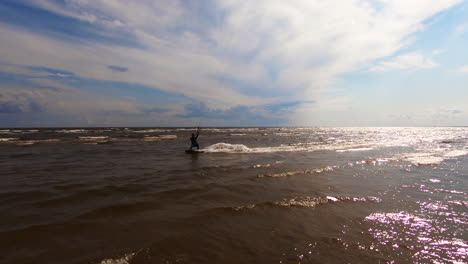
0;127;467;263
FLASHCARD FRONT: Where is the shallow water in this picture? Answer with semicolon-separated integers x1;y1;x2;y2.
0;127;467;263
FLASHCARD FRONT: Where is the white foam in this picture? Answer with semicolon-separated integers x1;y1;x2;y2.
252;160;285;168
230;133;247;136
402;149;468;165
443;150;468;157
99;253;135;264
336;147;374;152
37;139;61;143
143;135;177;141
57;129;87;133
204;143;252;153
274;132;294;136
259;166;334;178
16;141;35;146
79;136;109;141
202;128;259;132
404;153;445;165
143;136;162;141
0;130;10;133
0;138;18;142
133;129;168;133
274;196;329;208
158;135;177;139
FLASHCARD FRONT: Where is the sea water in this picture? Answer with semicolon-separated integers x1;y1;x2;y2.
0;127;466;263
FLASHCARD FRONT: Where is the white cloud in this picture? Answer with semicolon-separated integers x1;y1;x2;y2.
369;52;439;71
458;65;468;72
2;0;464;107
0;81;142;116
0;24;266;108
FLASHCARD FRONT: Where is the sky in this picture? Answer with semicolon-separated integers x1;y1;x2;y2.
0;0;467;127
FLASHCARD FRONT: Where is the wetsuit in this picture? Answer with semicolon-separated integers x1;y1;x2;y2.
190;133;199;150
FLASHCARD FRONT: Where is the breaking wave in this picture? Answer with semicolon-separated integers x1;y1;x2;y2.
203;142;315;153
78;136;109;144
401;150;468;165
97;253;135;264
79;136;109;141
143;135;177;141
133;129;168;133
336;147;374;152
0;138;18;142
203;142;380;154
56;129;87;133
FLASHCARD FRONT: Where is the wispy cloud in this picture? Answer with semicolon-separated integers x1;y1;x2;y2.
369;52;439;72
107;65;128;73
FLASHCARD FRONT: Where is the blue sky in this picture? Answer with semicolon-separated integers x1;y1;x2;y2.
0;0;467;127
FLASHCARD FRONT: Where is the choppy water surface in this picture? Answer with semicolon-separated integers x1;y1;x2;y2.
0;127;466;263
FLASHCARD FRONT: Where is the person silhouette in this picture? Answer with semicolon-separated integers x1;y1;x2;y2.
189;130;200;150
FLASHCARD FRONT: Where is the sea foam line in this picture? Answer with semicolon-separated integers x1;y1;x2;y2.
400;150;468;165
233;195;381;211
258;166;334;178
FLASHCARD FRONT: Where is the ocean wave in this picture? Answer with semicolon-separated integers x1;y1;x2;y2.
1;129;38;134
336;147;374;152
442;150;468;157
98;253;135;264
16;141;35;146
258;166;334;178
252;160;285;168
38;139;61;143
203;143;253;153
158;135;177;139
272;196;330;208
401;150;468;165
143;135;177;141
202;142;404;154
274;132;295;136
202;141;387;154
203;142;311;153
143;136;162;141
79;136;109;141
0;138;18;142
56;129;87;133
133;129;168;133
232;195;381;211
202;128;259;132
78;136;109;144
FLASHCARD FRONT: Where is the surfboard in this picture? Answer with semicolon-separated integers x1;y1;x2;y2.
185;149;204;154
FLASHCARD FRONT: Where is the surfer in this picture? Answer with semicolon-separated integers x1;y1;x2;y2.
189;129;200;150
